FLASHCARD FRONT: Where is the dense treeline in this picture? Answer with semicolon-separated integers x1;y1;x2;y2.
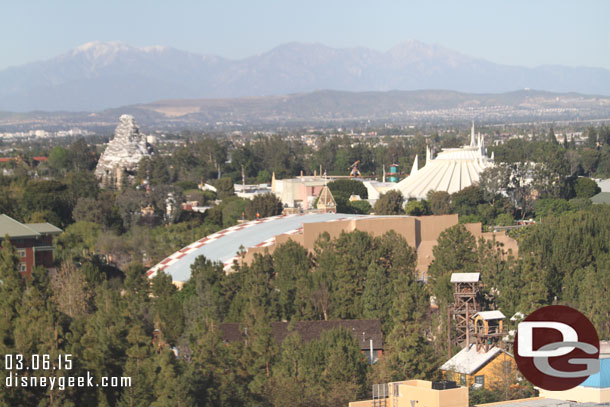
2;202;608;405
0;128;608;406
0;229;435;406
2;126;608;229
426;205;610;341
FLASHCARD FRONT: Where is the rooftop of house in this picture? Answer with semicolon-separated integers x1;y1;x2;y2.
476;397;609;407
451;273;480;283
440;344;507;375
220;319;383;351
600;340;610;358
591;192;610;205
0;214;62;239
474;311;506;320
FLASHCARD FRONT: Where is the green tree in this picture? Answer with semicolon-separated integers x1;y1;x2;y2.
451;185;485;217
404;199;429;216
55;221;102;262
325;231;374;319
65;170;100;204
151;272;184;345
79;283;128;406
116;189;147;229
327;179;368;199
516;253;549;313
22;180;73;226
305;329;368;406
349;199;372;214
534;198;571;219
548;127;558;145
118;324;156;407
48;146;71;173
361;262;390;321
180;256;228;323
272;241;312;321
427;190;451;215
374;190;405;215
245;193;284;219
215;177;235;199
151;348;194;407
573;177;600;198
494;213;514;226
73;197;105;224
0;240;26;406
379;268;438;382
68;138;98;171
187;319;246;406
427;225;477;306
479;165;511;204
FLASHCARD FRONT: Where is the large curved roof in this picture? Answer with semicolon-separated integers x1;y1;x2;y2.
147;212;366;282
393;154;493;199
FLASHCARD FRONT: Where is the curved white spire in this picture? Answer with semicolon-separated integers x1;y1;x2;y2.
411;155;419;175
470;121;476;147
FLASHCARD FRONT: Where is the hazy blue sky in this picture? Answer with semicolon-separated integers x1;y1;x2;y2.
1;0;609;70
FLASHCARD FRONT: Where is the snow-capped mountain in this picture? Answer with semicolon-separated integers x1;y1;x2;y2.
1;40;609;111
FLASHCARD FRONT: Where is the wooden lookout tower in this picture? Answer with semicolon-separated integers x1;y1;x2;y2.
450;273;480;347
472;311;505;353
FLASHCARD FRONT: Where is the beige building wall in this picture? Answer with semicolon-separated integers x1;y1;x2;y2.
538;386;610;403
482;232;519;258
417;215;460;242
350;380;468;407
239;215;518;280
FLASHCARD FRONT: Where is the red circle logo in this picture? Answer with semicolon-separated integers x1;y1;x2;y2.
514;305;600;391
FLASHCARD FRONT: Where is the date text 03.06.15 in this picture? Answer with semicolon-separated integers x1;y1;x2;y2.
4;354;72;371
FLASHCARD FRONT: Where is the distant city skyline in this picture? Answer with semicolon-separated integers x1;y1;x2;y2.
1;0;609;70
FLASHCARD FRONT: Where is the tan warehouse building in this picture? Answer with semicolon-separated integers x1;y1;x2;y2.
148;213;517;283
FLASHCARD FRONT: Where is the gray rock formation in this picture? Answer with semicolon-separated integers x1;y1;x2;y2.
95;115;152;188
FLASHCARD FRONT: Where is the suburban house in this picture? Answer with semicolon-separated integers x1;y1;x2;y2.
0;214;62;277
440;344;516;389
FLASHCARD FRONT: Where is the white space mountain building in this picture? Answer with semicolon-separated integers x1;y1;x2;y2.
366;123;495;200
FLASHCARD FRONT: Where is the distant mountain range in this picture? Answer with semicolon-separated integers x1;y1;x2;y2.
1;40;610;112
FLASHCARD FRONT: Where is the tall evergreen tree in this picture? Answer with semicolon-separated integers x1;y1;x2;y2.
118;324;156;407
79;283;128;407
361;262;390;321
151;348;194;407
427;225;477;306
272;241;312;321
151;272;184;344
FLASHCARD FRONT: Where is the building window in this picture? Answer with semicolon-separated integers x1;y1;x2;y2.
460;374;466;386
475;375;484;388
18;249;26;258
19;263;27;272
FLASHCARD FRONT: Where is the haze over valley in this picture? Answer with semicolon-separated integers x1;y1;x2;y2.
2;40;610;112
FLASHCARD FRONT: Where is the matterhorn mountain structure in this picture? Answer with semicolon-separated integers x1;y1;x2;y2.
95;115;152;188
